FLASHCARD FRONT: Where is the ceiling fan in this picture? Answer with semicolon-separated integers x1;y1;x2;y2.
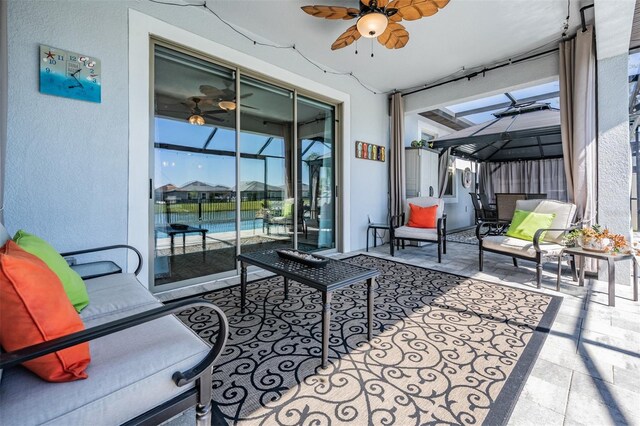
198;84;259;111
158;97;226;126
302;0;450;51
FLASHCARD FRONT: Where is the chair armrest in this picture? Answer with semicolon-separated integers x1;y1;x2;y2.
390;213;405;229
532;227;578;252
60;245;143;276
437;214;447;237
475;221;503;241
0;299;228;387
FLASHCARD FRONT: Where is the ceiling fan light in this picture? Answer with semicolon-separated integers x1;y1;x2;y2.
188;114;205;126
218;100;237;111
357;12;388;38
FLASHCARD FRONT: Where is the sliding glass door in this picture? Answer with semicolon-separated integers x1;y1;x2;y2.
151;42;337;291
297;95;335;251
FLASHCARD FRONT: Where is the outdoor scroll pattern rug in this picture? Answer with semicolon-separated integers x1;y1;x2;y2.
446;228;479;246
177;255;561;426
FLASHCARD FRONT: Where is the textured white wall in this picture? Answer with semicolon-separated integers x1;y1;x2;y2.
597;54;632;283
4;1;388;263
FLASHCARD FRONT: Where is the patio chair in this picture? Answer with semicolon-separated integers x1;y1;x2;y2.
469;192;497;224
495;193;528;223
476;198;577;288
390;196;447;263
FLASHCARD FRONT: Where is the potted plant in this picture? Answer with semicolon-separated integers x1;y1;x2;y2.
564;224;629;254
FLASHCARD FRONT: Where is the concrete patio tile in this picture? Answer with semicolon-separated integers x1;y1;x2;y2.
543;333;579;353
507;397;564;426
520;375;570;415
565;391;633;426
613;366;640;393
612;316;640;333
567;371;640;424
580;328;640;354
529;357;573;391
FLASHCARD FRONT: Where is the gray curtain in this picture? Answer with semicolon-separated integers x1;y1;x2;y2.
479;158;568;203
0;1;7;224
438;148;450;198
389;92;405;219
559;25;597;224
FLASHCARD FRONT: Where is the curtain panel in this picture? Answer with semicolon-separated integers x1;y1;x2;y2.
559;25;597;224
389;92;406;220
479;158;568;203
438;148;451;198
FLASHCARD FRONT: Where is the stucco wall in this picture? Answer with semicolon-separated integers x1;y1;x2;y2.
4;0;389;267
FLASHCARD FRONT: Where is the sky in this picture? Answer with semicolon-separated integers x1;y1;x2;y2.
445;80;560;124
154;117;331;189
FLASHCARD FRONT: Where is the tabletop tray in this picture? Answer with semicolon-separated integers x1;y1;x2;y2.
276;249;329;267
581;246;609;253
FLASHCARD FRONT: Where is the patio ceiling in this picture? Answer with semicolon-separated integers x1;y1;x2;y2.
432;104;562;162
203;0;584;93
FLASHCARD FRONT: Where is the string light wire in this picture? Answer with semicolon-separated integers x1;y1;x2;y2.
148;0;571;99
148;0;380;94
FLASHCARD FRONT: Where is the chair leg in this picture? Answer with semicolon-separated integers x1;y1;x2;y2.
479;247;484;271
401;239;405;249
437;240;442;263
390;238;395;256
570;256;578;282
512;257;518;267
443;235;447;254
536;263;542;288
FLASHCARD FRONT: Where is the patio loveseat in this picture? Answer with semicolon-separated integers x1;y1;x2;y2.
476;199;577;288
0;224;228;425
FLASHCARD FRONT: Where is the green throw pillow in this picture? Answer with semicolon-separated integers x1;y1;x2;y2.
283;201;294;218
506;210;556;242
13;230;89;312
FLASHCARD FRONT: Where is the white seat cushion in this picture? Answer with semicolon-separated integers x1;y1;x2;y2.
394;226;438;241
0;315;209;425
81;273;161;327
482;235;564;258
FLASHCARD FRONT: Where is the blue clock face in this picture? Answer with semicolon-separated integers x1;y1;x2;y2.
39;45;101;103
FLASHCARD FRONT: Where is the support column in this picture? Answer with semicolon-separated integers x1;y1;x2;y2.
594;0;635;285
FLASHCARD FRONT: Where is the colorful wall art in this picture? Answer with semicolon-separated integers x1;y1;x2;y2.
355;141;385;162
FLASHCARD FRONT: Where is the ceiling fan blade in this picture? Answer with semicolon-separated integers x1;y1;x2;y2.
157;109;189;115
240;104;260;110
432;0;449;7
361;0;389;7
331;25;361;50
393;0;440;21
377;22;409;49
202;114;224;123
301;5;359;20
202;109;227;115
199;85;225;98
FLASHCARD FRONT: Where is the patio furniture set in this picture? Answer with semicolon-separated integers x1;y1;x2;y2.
387;195;638;307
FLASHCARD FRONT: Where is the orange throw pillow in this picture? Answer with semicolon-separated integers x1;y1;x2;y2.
407;203;438;228
0;241;90;382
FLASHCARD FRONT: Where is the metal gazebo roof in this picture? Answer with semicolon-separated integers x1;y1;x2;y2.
432;103;562;162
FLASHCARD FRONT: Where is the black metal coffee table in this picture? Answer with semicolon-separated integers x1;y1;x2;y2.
237;250;380;368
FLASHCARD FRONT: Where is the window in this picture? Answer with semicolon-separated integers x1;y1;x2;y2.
442;159;456;198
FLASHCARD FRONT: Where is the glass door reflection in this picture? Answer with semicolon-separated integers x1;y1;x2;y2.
153;45;237;287
297;96;335;251
238;75;294;253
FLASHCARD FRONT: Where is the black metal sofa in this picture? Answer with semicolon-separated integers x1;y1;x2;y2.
0;226;228;426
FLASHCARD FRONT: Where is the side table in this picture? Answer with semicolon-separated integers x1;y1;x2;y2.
366;222;390;252
558;246;638;307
